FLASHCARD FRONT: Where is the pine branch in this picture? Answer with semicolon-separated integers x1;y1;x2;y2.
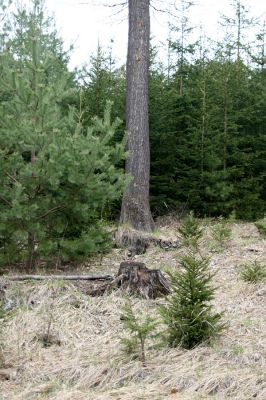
4;171;20;185
37;205;67;220
0;195;12;207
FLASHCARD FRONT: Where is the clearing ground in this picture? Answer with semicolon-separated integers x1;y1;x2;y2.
1;220;265;400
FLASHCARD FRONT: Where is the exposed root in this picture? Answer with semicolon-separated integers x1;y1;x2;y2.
114;226;179;257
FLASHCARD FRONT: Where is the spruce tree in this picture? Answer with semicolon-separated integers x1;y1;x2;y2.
178;211;203;250
149;17;266;220
80;42;125;126
149;46;182;214
161;255;224;349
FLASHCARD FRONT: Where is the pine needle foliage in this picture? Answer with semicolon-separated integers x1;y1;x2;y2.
120;302;157;366
0;1;127;268
161;255;224;349
178;212;203;250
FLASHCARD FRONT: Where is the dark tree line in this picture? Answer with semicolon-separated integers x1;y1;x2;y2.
81;0;266;220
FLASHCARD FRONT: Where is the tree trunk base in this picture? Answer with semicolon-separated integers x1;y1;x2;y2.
114;227;179;257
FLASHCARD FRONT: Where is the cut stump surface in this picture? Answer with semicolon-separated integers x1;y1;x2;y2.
117;261;170;299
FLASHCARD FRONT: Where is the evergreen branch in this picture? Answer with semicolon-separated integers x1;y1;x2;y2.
37;205;67;220
4;171;20;185
5;171;33;198
0;195;12;207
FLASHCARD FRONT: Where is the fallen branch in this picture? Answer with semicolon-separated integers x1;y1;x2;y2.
5;274;113;282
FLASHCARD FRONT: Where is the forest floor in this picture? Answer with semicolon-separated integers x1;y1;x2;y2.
1;219;266;400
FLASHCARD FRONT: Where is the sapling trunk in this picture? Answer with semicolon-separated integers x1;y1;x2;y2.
140;337;147;367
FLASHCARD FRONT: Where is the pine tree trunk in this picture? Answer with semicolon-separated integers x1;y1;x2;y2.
120;0;154;232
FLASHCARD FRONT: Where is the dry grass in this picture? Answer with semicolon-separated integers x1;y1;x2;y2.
1;222;266;400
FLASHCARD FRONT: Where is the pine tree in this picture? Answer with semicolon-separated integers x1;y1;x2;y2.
0;1;126;268
78;43;127;221
120;0;154;232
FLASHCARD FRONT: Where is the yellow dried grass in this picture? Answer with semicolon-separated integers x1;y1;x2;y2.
1;222;265;400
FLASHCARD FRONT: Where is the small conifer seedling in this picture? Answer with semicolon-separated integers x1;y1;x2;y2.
161;255;225;349
178;212;203;250
120;302;157;366
210;218;232;251
239;261;266;283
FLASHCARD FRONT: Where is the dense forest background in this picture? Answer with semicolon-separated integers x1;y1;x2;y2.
0;0;265;266
80;0;266;220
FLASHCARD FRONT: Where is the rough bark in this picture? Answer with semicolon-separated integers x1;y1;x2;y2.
81;262;170;299
114;226;180;253
117;261;170;299
120;0;154;232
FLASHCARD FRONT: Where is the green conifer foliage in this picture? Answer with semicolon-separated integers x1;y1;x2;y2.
120;302;157;366
161;255;224;349
210;218;232;251
0;1;126;268
178;211;203;250
148;24;266;219
239;261;266;283
80;43;126;134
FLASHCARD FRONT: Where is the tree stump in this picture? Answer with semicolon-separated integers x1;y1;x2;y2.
67;262;170;299
0;278;7;308
117;261;170;299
